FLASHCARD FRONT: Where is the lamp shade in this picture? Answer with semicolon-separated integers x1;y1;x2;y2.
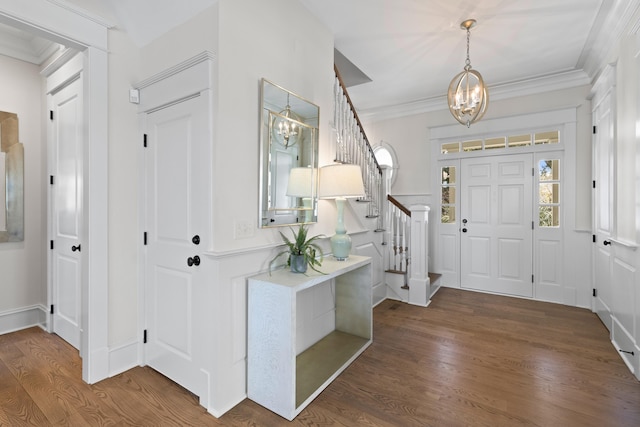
319;164;365;199
286;167;317;198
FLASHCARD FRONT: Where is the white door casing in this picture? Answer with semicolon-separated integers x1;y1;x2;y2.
6;0;109;383
460;154;533;297
49;72;84;350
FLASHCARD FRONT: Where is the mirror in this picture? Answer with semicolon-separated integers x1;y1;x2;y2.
259;79;319;227
0;111;24;242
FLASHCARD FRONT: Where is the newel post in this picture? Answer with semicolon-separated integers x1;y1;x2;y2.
408;205;430;307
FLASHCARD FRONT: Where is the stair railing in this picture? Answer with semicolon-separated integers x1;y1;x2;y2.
333;66;433;306
333;65;383;227
386;195;411;277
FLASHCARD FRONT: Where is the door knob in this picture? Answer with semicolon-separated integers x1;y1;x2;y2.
192;235;200;245
71;244;81;252
187;255;201;267
462;219;468;224
603;240;611;246
462;228;467;233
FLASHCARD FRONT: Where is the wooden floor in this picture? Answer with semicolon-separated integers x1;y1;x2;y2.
2;287;640;426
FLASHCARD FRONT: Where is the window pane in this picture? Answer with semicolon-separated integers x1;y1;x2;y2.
441;206;456;223
442;187;456;204
539;183;559;204
374;147;393;168
539;206;560;227
508;134;531;147
535;131;559;145
539;159;559;181
441;142;460;154
485;137;506;150
462;139;482;152
441;166;456;185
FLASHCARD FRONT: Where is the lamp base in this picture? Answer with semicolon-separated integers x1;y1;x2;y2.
330;232;352;261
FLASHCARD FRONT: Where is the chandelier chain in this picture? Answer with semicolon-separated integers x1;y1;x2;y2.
465;28;471;70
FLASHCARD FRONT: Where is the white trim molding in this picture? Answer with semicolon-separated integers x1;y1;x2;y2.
0;305;47;335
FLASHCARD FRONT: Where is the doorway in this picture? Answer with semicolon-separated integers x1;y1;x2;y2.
0;1;110;383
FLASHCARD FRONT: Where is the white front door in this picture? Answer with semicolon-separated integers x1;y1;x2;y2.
49;74;83;350
460;154;533;297
144;93;210;399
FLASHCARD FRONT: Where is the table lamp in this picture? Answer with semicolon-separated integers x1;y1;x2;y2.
286;167;317;222
319;163;365;260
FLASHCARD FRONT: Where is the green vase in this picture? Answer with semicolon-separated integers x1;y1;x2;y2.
290;254;307;273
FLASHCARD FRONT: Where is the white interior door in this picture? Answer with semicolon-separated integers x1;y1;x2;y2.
592;88;614;331
144;93;210;399
50;74;83;350
460;154;533;297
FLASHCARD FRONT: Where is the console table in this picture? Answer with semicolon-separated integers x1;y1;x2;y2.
247;255;372;420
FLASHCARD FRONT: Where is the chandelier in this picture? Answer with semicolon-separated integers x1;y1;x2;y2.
271;93;302;148
447;19;488;127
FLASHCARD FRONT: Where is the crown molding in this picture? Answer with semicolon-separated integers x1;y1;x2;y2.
134;51;216;90
582;0;640;82
358;69;591;123
44;0;114;28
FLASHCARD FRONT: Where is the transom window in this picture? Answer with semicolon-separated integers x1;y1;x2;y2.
442;130;559;154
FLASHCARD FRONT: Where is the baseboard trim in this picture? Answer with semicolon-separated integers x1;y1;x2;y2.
0;305;47;335
108;340;139;378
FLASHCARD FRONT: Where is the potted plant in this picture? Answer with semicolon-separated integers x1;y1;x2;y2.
270;224;324;274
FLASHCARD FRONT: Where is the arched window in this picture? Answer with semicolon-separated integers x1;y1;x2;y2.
373;141;398;186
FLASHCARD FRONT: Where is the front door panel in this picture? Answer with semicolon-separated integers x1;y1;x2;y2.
461;154;533;297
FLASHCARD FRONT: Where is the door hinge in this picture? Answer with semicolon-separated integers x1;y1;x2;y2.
50;304;54;314
143;329;148;344
593;288;597;297
50;240;54;250
532;167;535;176
593;180;596;189
50;175;54;185
143;134;148;148
143;232;147;245
593;235;596;243
532;221;534;230
532;274;534;283
593;125;597;134
49;110;54;121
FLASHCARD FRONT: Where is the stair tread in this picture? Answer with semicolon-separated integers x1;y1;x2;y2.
429;272;442;282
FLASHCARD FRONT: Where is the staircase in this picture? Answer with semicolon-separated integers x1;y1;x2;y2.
333;66;441;307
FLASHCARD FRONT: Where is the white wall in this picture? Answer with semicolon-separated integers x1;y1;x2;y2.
106;28;142;347
214;0;336;254
0;55;46;325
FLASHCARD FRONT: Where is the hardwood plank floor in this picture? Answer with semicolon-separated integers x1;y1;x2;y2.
1;287;639;426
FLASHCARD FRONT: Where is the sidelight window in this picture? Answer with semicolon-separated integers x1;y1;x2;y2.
538;159;560;227
441;166;456;224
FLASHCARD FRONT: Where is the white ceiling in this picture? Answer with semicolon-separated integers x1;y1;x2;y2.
299;0;636;118
1;0;636;120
